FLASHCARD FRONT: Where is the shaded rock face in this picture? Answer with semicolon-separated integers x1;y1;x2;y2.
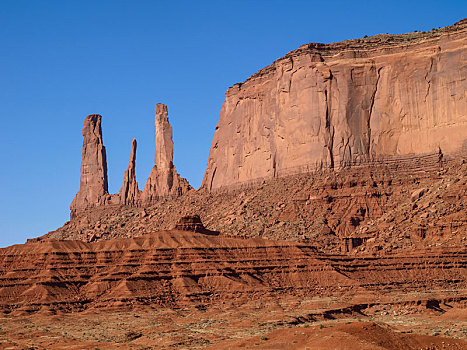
119;139;140;205
173;215;219;235
202;22;467;191
70;114;108;216
142;104;192;202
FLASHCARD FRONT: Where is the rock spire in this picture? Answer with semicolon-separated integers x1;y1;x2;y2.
142;104;191;202
70;104;191;217
70;114;108;216
119;139;140;205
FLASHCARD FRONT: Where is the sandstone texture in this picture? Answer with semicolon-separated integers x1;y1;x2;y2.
70;114;108;216
203;20;467;191
142;103;191;202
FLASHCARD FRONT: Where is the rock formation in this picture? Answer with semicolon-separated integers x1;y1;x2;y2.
173;215;219;235
119;139;140;205
202;20;467;191
142;103;191;202
70;114;108;217
70;104;191;216
1;231;464;313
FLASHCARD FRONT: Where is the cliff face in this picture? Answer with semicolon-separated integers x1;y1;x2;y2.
203;20;467;191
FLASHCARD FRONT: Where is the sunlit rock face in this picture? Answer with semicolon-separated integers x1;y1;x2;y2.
142;103;192;203
203;20;467;191
71;114;109;216
71;103;191;217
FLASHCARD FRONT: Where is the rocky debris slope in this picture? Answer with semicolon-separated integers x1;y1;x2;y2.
70;104;191;217
46;156;466;254
202;19;467;192
0;230;464;314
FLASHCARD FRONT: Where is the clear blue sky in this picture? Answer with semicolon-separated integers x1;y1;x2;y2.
0;0;465;247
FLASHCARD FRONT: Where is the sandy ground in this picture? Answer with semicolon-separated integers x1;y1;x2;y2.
0;296;465;349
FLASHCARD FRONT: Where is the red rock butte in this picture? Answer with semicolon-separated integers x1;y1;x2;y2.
202;19;467;191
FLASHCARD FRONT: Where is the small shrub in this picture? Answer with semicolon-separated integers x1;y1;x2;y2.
260;336;268;341
320;324;325;329
364;35;368;38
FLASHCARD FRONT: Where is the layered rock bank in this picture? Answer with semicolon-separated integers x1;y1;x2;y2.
1;230;464;313
202;20;467;191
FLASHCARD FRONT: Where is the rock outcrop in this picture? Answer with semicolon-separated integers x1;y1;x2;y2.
173;215;219;235
119;139;140;205
70;114;108;217
70;104;191;217
142;103;191;202
203;20;467;192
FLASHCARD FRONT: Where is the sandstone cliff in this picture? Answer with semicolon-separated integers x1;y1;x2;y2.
202;20;467;191
70;114;109;216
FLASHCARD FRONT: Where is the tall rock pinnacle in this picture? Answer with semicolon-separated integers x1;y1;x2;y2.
119;139;140;205
142;104;191;202
154;104;173;173
70;114;108;216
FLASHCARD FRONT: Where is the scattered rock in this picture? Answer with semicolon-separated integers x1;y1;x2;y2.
411;188;426;201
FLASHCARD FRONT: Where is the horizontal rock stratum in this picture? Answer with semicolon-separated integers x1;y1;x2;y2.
202;19;467;192
0;230;464;313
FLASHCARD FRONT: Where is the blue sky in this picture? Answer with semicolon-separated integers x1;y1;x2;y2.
0;0;465;247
